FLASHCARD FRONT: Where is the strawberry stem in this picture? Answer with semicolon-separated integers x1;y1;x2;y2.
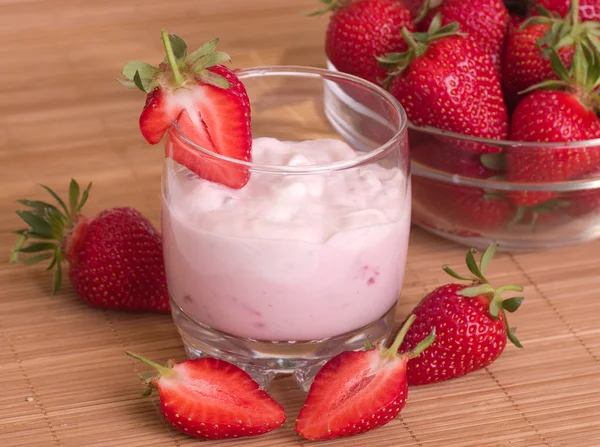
496;284;524;294
384;314;416;358
409;327;436;358
414;0;431;23
126;351;175;378
304;0;341;16
572;0;580;27
385;315;436;358
161;29;184;87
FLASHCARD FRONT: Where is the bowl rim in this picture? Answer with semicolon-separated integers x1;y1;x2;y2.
325;60;600;191
411;162;600;192
408;123;600;149
326;58;600;149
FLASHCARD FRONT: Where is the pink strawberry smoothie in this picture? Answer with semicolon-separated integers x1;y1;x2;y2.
161;137;411;341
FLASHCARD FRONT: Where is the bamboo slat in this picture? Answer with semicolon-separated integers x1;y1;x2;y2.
1;1;599;446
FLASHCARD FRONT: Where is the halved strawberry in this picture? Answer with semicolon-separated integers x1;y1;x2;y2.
126;352;286;440
295;316;435;441
118;31;252;189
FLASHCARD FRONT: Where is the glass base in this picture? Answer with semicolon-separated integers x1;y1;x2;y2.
170;297;396;392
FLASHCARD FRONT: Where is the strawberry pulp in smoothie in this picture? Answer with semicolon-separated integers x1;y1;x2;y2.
162;137;411;342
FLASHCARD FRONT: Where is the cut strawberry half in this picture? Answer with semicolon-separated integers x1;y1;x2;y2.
295;315;435;441
117;31;252;189
126;352;286;440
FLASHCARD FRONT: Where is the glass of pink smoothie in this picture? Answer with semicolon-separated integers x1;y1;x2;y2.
161;66;410;390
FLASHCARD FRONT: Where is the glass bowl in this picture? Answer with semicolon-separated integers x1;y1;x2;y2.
325;59;600;252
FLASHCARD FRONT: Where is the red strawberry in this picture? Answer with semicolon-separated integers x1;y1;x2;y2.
402;0;426;17
379;15;508;154
412;178;516;232
530;0;600;22
564;167;600;217
410;142;515;231
502;1;600;110
395;243;524;386
410;135;505;177
295;315;435;441
564;189;600;217
10;180;169;312
309;0;416;86
506;47;600;206
502;21;575;110
126;352;286;440
508;13;527;31
417;0;510;76
507;197;570;230
118;31;252;189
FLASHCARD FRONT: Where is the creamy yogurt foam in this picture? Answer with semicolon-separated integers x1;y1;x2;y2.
162;137;411;341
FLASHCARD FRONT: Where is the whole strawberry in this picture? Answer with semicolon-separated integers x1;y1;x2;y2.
506;47;600;206
530;0;600;21
508;198;569;229
295;315;435;440
117;31;252;189
395;243;524;386
409;135;511;233
561;167;600;217
309;0;416;85
10;180;169;312
564;189;600;217
410;137;505;177
412;178;516;232
502;0;600;110
417;0;510;76
379;14;509;153
126;352;286;440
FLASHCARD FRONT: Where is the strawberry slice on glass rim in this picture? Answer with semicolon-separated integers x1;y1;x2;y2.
117;30;252;189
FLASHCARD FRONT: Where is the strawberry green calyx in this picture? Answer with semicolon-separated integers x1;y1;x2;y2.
10;179;92;295
508;198;570;229
413;0;444;24
442;243;525;348
522;0;600;61
377;13;463;87
522;43;600;110
126;351;176;397
116;31;232;93
383;314;436;360
480;153;506;171
305;0;346;17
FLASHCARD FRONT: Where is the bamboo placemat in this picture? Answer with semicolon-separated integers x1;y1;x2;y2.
2;1;600;446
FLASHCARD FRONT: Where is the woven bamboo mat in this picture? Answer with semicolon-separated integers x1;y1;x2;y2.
2;1;600;446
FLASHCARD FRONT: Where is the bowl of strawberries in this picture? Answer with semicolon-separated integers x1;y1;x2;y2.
312;0;600;251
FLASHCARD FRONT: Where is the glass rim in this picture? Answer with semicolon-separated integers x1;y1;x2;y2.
169;65;407;174
326;58;600;149
408;123;600;149
412;162;600;192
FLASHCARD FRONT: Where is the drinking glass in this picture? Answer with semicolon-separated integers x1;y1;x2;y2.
161;66;410;390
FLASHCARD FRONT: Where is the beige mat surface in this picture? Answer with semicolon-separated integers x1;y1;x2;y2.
1;1;600;446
